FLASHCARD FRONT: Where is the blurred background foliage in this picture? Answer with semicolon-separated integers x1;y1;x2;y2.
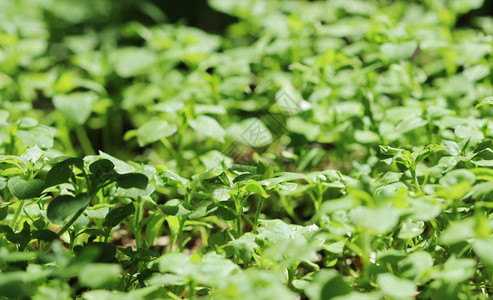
1;0;493;178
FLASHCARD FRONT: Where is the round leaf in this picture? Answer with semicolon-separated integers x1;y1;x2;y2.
47;194;91;224
31;229;59;242
103;203;135;228
243;181;269;198
377;273;417;298
45;161;73;187
53;92;96;125
79;263;122;289
116;173;149;190
89;159;115;175
7;177;45;200
189;115;226;143
137;120;177;146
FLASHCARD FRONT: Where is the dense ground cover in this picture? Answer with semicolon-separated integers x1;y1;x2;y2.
1;0;493;299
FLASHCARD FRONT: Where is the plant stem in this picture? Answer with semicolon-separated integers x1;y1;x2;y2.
253;196;264;232
361;231;371;280
11;200;25;229
104;228;111;243
160;138;181;166
168;232;176;253
135;197;143;248
288;264;298;288
57;115;76;156
188;280;196;300
410;168;421;193
75;125;95;155
69;231;77;250
280;194;302;223
234;195;242;237
57;207;85;237
176;216;186;252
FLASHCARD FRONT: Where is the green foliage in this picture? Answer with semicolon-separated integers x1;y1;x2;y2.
1;0;493;299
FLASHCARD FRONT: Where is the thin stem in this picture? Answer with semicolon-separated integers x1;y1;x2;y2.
240;211;255;229
32;162;47;178
168;231;176;253
188;280;196;300
280;194;302;224
287;264;297;289
135;197;143;248
104;228;111;243
176;216;186;252
160;138;181;166
7;132;15;155
361;231;371;280
57;207;85;237
57;115;76;156
38;239;43;253
234;195;242;237
410;167;421;193
75;125;95;155
11;200;26;229
253;196;264;232
69;231;77;250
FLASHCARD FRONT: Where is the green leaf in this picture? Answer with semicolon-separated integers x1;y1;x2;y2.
415;144;443;163
439;169;475;187
99;151;135;174
439;218;474;245
475;96;493;110
110;47;158;78
81;229;106;237
53;92;96;125
103;203;135;228
286;117;320;141
47;194;91;225
350;206;400;234
189;115;226;143
157;252;239;286
304;269;353;300
448;0;485;13
33;218;46;230
432;256;476;283
145;214;167;247
212;203;236;221
158;252;193;275
89;159;114;175
470;168;493;181
473;239;493;266
20;146;43;164
45;161;73;187
116;173;149;189
136;119;177;146
31;229;58;242
377;273;417;298
160;199;192;216
7;177;45;200
396;117;427;133
79;263;122;289
75;242;117;263
354;130;380;144
5;222;31;250
229;118;273;147
208;231;233;248
16;126;55;149
243;181;269;198
0;206;7;221
212;268;297;300
398;219;424;239
398;251;433;284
